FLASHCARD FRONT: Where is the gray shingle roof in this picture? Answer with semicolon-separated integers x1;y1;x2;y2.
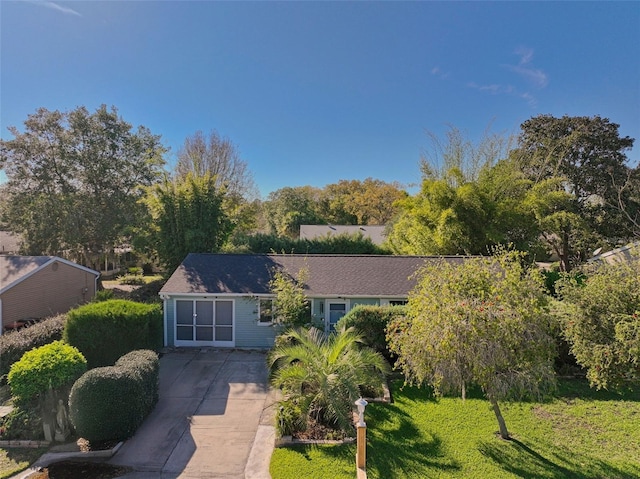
299;225;387;245
160;254;469;297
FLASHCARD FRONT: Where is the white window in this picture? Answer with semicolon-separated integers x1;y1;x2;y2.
258;298;275;325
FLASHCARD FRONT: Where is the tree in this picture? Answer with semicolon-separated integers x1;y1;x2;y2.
270;265;311;327
320;178;406;225
0;105;166;268
145;173;233;271
175;130;257;199
512;114;637;244
262;186;325;238
175;130;259;236
268;326;390;434
556;257;640;390
385;169;493;255
388;252;556;439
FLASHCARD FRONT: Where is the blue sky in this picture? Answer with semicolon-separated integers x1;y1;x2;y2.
1;1;639;197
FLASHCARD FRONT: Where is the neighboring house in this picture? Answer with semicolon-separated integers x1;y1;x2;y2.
590;241;640;264
299;225;387;245
0;231;21;255
0;256;99;332
160;253;467;349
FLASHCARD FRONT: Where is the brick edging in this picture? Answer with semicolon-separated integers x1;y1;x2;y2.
0;440;50;448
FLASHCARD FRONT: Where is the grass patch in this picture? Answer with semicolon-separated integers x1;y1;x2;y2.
270;379;640;479
0;447;46;479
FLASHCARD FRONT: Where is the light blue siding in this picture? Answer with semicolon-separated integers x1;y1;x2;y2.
165;299;175;346
234;297;279;348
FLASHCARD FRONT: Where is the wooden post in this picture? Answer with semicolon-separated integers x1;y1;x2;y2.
356;423;366;469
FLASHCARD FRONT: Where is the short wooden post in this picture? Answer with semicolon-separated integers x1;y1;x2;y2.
356;423;366;469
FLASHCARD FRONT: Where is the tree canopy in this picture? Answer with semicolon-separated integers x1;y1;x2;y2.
0;105;166;268
388;252;557;439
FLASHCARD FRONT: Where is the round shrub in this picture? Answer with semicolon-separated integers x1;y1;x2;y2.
7;340;87;403
0;313;66;383
336;305;406;362
69;349;159;442
64;300;163;368
69;366;145;442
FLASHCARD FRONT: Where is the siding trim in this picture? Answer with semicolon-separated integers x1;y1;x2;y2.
0;257;99;295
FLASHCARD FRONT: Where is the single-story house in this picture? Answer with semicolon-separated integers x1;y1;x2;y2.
0;256;99;333
299;225;387;245
589;241;639;264
160;253;467;349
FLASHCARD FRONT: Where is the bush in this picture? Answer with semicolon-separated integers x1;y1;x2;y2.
0;314;66;383
94;289;115;302
69;349;159;442
0;406;42;440
7;341;87;403
64;300;163;368
336;305;406;362
118;274;145;286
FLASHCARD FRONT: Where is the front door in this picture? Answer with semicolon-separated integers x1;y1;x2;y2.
327;301;347;332
175;299;235;347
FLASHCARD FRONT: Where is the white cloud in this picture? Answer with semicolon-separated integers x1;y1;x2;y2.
26;0;82;17
505;47;548;88
430;66;450;80
467;82;538;107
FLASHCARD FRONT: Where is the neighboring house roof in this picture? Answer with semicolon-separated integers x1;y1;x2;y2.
0;255;100;295
299;225;387;245
0;231;21;254
590;241;640;264
161;253;468;297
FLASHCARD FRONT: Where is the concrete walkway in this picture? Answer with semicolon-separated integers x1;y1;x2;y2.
108;349;277;479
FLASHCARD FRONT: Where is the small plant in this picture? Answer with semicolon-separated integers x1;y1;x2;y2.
94;289;114;302
118;274;146;286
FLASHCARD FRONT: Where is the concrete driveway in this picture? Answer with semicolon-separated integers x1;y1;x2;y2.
108;349;276;479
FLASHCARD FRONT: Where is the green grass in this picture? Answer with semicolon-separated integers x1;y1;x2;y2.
0;447;46;479
270;379;640;479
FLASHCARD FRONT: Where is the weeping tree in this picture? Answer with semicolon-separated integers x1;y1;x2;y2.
388;252;556;440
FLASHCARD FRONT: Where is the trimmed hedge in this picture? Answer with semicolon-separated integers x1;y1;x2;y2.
7;341;87;403
0;314;66;383
64;300;163;368
69;349;159;442
336;305;406;362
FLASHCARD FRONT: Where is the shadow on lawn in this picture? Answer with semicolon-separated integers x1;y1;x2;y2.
478;437;640;479
366;402;460;478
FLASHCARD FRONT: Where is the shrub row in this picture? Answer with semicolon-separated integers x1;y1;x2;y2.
69;349;159;442
0;314;66;382
64;300;163;369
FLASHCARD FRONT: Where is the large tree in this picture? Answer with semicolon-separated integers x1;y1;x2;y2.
556;257;640;390
262;186;325;238
388;253;556;440
145;173;233;271
512;114;637;246
0;105;166;268
320;178;406;225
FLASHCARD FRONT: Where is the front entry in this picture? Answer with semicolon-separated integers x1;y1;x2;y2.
327;300;347;332
175;299;234;347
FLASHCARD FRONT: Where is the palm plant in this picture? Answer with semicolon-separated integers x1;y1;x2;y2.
268;326;390;434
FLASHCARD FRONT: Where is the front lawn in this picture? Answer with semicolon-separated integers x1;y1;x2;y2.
0;447;46;479
270;379;640;479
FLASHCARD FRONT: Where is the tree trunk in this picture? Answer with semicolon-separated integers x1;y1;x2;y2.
489;397;510;440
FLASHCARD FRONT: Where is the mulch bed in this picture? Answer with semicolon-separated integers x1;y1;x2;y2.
27;462;131;479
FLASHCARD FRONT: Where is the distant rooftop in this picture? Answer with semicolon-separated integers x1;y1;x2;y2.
0;231;21;254
299;225;387;245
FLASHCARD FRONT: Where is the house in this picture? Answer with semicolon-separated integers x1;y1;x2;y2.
160;253;467;348
0;256;99;332
299;225;387;245
589;241;639;264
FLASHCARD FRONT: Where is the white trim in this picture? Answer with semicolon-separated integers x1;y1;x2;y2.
257;297;274;326
163;297;168;347
0;256;100;296
325;299;349;331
